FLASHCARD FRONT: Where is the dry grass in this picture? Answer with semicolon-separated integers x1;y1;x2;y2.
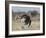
12;19;40;31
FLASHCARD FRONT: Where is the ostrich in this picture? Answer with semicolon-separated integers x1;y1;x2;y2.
21;15;31;27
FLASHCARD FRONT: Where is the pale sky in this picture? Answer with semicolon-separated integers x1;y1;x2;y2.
12;6;40;13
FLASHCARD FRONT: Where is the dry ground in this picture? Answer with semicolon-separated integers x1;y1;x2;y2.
12;19;40;31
